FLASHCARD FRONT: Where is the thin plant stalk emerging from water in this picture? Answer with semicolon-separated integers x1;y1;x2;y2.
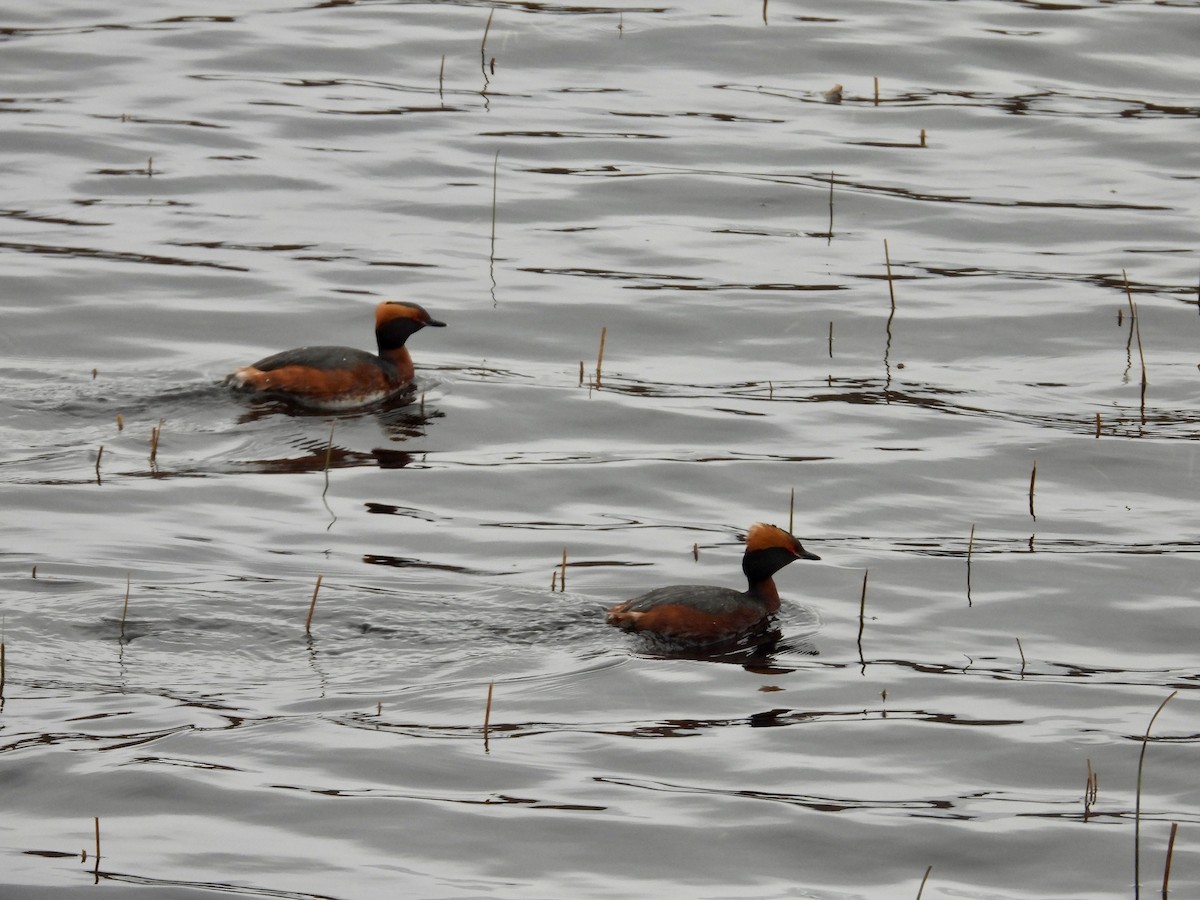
856;570;869;669
483;680;494;752
595;326;607;388
966;523;975;606
119;574;131;640
915;865;932;900
305;575;323;635
1134;690;1178;899
1028;461;1037;520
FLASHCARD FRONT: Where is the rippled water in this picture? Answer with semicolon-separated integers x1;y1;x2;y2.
2;2;1198;898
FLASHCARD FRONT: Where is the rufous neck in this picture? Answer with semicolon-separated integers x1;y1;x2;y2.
746;577;781;613
380;346;414;382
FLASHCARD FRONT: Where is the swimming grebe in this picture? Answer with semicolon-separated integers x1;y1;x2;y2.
606;523;820;642
227;301;445;407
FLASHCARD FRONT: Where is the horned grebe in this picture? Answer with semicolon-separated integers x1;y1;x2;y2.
606;523;819;642
227;301;445;407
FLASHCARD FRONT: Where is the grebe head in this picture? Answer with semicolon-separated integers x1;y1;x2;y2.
742;522;820;580
374;301;446;352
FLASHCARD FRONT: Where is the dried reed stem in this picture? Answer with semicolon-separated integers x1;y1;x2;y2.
788;488;795;533
1095;412;1102;438
120;574;131;638
1135;690;1179;898
883;239;896;310
827;170;834;237
149;419;163;463
915;865;932;900
692;542;698;561
305;575;323;634
483;680;494;751
480;9;494;75
1162;821;1179;898
438;54;445;102
116;414;123;431
490;150;500;263
966;524;975;606
550;570;557;591
322;422;335;500
1028;460;1037;520
560;547;567;592
95;445;103;484
1084;758;1098;821
1015;636;1025;675
1124;270;1148;388
578;360;584;386
762;0;768;24
92;367;98;380
828;320;834;358
595;326;607;388
919;128;926;148
856;570;869;663
873;76;879;105
1;639;5;700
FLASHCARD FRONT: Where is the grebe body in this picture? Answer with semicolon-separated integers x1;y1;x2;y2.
227;301;445;408
606;523;819;642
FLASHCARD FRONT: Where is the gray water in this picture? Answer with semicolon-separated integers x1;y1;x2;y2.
1;1;1198;898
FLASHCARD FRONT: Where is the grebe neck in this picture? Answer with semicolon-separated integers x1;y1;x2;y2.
745;576;781;612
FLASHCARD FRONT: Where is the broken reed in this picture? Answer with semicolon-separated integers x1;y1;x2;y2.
480;9;494;75
1015;637;1026;675
551;548;567;592
1028;460;1037;520
595;326;607;388
438;54;445;102
856;570;869;660
149;419;163;463
1163;821;1179;898
1;637;5;700
483;680;494;751
1083;758;1098;821
788;487;795;533
92;815;101;883
490;150;500;263
305;575;323;634
1134;690;1178;899
883;239;896;310
966;523;975;606
1123;269;1148;389
119;574;131;638
95;445;103;483
827;170;834;238
915;865;933;900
